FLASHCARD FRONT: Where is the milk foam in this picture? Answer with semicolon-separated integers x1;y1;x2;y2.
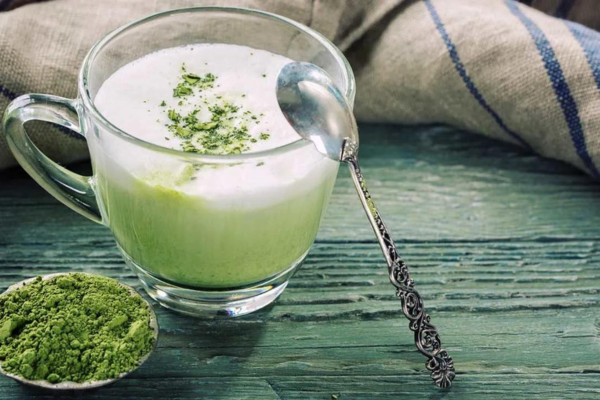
95;44;302;152
93;44;338;207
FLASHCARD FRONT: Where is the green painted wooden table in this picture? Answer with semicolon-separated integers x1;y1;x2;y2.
1;124;600;399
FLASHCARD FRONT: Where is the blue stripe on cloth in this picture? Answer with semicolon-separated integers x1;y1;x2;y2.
506;0;600;179
566;21;600;93
0;83;16;100
424;0;532;149
0;84;83;140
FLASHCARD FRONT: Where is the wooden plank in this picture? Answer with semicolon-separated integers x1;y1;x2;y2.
0;375;599;399
1;124;600;398
3;126;600;243
2;242;600;311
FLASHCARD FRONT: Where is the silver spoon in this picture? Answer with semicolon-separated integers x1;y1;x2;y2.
276;62;455;388
0;273;159;390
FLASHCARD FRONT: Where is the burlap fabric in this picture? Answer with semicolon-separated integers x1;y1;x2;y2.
2;0;600;178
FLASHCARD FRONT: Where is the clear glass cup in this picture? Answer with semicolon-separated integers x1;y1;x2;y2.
3;7;355;317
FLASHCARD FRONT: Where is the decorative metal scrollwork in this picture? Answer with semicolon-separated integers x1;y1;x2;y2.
342;140;455;388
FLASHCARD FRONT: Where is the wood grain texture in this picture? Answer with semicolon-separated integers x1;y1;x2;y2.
1;124;600;399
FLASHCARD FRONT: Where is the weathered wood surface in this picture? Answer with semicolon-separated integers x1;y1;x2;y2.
1;124;600;399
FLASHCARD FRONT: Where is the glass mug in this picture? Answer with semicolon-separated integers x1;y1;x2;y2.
3;8;355;317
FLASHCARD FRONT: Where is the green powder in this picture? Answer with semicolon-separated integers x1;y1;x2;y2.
0;273;155;383
160;64;269;155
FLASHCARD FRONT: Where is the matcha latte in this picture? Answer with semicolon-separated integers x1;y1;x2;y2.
91;44;339;289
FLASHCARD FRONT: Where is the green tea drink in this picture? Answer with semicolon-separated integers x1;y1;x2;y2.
92;44;338;288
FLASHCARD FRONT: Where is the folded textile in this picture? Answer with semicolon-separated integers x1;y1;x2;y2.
348;0;600;179
2;0;600;180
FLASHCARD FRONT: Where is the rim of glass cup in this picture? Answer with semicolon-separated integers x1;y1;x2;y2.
78;6;356;162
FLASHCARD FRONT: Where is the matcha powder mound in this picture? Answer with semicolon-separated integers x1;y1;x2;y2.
0;274;155;383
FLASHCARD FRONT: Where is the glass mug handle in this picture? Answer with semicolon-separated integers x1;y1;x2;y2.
3;94;102;223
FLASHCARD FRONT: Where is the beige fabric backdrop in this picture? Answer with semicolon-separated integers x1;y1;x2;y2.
0;0;404;170
2;0;600;178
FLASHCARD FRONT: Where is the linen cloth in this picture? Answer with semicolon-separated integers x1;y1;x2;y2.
2;0;600;179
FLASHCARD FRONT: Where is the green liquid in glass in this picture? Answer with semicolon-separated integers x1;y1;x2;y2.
97;169;336;288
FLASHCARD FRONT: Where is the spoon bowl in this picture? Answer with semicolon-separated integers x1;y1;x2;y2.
276;61;358;161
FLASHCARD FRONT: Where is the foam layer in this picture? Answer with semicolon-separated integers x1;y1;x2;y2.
94;43;335;206
95;43;300;153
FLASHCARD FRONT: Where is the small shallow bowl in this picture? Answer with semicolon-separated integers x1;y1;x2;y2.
0;273;159;390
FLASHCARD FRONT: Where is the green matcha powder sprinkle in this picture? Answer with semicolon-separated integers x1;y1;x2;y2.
0;274;154;383
160;64;271;155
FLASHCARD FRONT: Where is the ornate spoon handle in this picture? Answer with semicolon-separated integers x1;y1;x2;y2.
342;141;455;388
